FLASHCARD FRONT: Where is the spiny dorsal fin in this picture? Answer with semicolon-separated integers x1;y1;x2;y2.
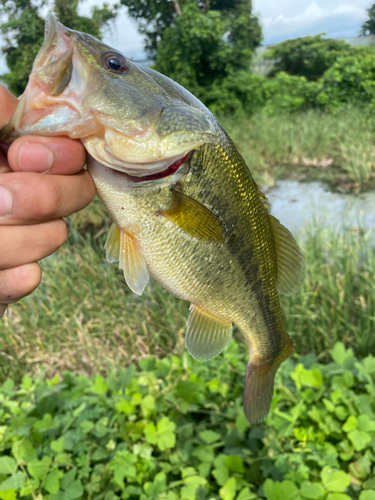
119;231;149;296
257;187;271;212
159;189;224;241
269;214;304;296
105;223;120;263
185;304;232;361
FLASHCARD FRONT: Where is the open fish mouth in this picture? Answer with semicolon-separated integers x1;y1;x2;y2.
89;151;191;190
122;153;189;183
88;151;193;191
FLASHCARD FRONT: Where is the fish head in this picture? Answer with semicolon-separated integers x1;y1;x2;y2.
1;14;218;180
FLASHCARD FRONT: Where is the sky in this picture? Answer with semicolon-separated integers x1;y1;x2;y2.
255;0;370;44
0;0;371;75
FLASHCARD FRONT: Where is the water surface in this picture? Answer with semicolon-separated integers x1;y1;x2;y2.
265;180;375;240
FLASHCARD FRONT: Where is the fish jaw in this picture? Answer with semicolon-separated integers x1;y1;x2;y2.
1;14;101;141
1;14;219;179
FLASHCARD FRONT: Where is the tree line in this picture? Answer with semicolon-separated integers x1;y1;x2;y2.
1;0;375;114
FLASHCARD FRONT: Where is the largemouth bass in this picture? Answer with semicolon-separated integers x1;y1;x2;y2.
1;15;304;423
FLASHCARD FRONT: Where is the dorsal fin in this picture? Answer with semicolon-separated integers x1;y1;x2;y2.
257;188;271;212
269;214;304;296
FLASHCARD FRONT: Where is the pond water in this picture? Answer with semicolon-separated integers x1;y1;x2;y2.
264;180;375;241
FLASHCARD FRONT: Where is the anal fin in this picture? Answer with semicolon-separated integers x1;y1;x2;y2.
185;304;232;361
243;336;294;424
119;231;149;296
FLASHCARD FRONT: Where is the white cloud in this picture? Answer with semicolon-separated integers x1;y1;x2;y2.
254;0;369;44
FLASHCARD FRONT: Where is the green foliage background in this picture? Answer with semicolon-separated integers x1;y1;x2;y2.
0;342;374;500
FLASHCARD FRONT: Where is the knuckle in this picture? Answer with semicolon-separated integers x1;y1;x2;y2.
39;178;62;218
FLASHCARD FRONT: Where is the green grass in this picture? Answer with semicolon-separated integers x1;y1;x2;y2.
281;223;375;360
221;106;375;191
1;198;374;384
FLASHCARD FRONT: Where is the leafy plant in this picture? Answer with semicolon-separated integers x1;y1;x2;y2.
0;342;374;500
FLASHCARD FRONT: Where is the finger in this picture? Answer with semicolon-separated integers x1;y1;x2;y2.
8;135;87;175
0;219;67;269
0;170;96;224
0;262;42;304
0;84;18;129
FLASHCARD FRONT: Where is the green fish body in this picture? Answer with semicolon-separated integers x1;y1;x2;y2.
1;15;304;423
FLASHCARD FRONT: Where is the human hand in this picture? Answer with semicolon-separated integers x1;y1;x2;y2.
0;84;95;317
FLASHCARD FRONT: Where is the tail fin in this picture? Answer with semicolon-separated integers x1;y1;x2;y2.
243;337;294;424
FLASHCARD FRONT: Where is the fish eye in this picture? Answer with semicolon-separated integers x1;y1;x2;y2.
102;51;128;73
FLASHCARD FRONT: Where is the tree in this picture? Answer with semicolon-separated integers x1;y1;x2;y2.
121;0;262;59
264;35;354;81
120;0;262;97
0;0;117;95
119;0;177;59
361;3;375;35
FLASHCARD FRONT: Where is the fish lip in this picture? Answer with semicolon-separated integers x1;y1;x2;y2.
107;153;189;177
123;153;190;183
88;152;191;189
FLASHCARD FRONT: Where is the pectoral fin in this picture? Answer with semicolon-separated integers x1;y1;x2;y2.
105;224;149;295
119;231;149;296
270;215;304;296
105;223;121;263
185;304;232;361
159;189;224;241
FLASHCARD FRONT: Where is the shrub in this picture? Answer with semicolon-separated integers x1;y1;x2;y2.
317;48;375;110
264;35;354;81
198;72;318;116
262;72;319;114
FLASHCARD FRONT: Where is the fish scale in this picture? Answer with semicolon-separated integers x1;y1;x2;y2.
1;14;304;423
